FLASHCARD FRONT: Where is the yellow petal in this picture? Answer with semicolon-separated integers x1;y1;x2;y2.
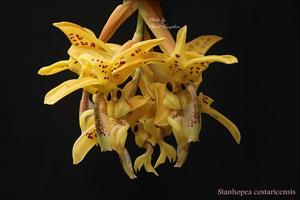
184;84;201;142
93;93;112;151
85;117;95;130
72;132;97;164
123;68;141;101
68;57;82;75
110;121;130;149
185;55;238;67
134;143;158;176
107;43;121;52
128;95;149;111
132;122;151;147
134;153;147;172
109;121;136;178
68;46;112;62
184;55;238;83
207;108;241;144
53;22;113;54
198;93;241;144
79;109;94;131
78;53;109;80
112;52;165;85
114;98;131;119
106;101;114;118
118;148;137;179
144;153;159;176
154;140;176;168
142;119;159;144
112;38;164;64
112;40;135;60
163;92;181;110
178;90;189;110
167;116;182;134
38;60;69;75
126;100;153;126
171;25;187;57
153;83;171;126
186;35;223;55
44;78;102;105
174;143;189;168
138;72;156;98
148;62;170;82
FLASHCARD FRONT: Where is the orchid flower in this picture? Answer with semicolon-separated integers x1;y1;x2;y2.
72;68;153;179
38;0;241;179
38;21;164;105
118;25;239;167
132;118;176;170
145;26;238;85
130;99;176;175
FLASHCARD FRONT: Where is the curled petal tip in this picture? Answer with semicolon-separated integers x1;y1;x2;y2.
223;55;238;64
72;154;81;165
52;22;63;28
174;163;182;168
130;174;137;179
73;160;79;165
44;98;54;105
232;56;238;63
37;68;43;75
236;135;241;144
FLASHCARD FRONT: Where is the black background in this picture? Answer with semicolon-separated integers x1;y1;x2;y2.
1;1;299;199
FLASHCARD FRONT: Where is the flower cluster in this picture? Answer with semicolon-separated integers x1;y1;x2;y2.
38;0;240;179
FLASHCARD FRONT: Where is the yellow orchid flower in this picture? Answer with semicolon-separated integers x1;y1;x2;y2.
133;71;177;169
72;69;153;179
92;68;155;179
38;21;165;105
143;81;199;167
39;0;241;179
38;56;81;76
72;108;97;165
138;64;200;167
130;118;176;175
147;26;238;85
131;122;158;176
38;22;117;76
139;118;176;169
127;25;239;167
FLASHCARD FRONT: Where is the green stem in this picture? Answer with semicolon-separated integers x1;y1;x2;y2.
132;12;144;42
138;0;175;54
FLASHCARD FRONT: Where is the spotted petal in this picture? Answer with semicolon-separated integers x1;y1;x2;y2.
171;25;187;58
53;22;113;53
153;83;172;126
186;35;223;55
72;128;97;165
185;55;238;67
44;78;102;105
38;60;69;75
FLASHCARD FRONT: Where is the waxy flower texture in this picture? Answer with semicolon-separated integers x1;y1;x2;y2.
38;0;240;179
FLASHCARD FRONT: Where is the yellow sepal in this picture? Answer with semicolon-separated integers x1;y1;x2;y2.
44;78;102;105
